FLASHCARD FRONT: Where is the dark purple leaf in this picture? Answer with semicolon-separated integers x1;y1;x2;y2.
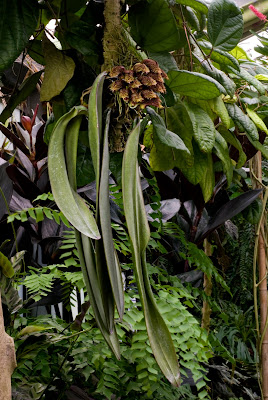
6;164;40;201
0;124;30;156
200;189;262;241
0;162;13;219
35;123;48;161
145;198;181;222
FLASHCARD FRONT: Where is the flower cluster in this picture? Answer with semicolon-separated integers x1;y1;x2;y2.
108;59;168;109
249;4;267;21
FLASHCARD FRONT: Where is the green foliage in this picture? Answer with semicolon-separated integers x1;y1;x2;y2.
0;0;39;73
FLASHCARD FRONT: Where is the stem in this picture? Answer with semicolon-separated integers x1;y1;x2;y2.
201;239;213;331
251;152;268;400
102;0;122;70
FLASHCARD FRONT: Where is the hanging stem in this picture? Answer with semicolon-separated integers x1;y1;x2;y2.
201;239;212;331
251;152;268;400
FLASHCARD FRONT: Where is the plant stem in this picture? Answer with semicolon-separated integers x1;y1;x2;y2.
251;152;268;400
102;0;122;70
201;239;212;331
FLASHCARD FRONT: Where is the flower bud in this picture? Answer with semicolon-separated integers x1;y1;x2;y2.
21;116;32;133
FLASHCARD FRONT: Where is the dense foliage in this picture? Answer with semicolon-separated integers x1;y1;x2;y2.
1;0;268;399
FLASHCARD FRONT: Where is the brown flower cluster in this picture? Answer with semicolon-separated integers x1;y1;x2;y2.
109;59;168;109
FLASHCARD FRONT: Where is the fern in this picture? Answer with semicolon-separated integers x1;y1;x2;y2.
7;207;69;227
162;222;231;295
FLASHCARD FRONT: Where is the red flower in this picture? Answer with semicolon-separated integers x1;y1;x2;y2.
249;4;267;21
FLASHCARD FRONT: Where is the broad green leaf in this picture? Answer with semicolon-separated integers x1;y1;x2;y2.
48;106;100;239
225;103;259;141
184;102;215;152
207;0;243;51
218;125;246;168
0;0;38;73
65;20;98;56
209;96;231;128
180;142;208;185
165;101;194;166
242;199;262;224
195;53;236;97
122;122;180;386
230;46;252;61
128;0;181;52
175;0;208;13
40;36;75;101
0;71;43;124
210;49;240;70
213;131;233;185
167;70;226;99
246;107;268;135
147;107;190;152
0;251;14;278
199;153;215;202
229;67;266;95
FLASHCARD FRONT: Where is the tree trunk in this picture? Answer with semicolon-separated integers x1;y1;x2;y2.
102;0;122;70
201;239;212;331
0;292;16;400
252;152;268;399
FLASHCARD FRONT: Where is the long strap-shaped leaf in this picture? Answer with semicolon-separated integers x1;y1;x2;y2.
122;123;181;387
88;71;107;202
88;75;124;323
48;106;100;239
65;116;121;359
99;111;124;321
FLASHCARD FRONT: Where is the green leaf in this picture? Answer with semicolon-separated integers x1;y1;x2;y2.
147;107;190;152
48;106;100;239
196;54;236;97
230;46;252;61
0;0;38;73
202;46;240;71
0;251;14;278
217;125;246;168
213;130;233;185
147;51;179;72
128;0;181;52
175;0;208;14
207;0;243;51
40;36;75;101
230;67;266;95
65;20;98;56
246;107;268;135
225;104;259;141
0;71;43;124
88;71;107;195
76;143;95;187
209;96;231;129
167;70;226;99
99;111;124;320
180;141;208;185
255;74;268;82
199;153;215;202
122;123;180;387
65;115;121;359
242;199;262;224
184;102;215;152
